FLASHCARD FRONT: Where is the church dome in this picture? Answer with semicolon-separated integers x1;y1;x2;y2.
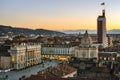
81;30;92;46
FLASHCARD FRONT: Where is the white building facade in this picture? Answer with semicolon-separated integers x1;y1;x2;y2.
42;44;75;55
41;44;75;60
74;31;98;59
10;43;41;70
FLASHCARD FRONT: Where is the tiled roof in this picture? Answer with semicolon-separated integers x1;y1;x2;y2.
22;64;77;80
50;64;77;77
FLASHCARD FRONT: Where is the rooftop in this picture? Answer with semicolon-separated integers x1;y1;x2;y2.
22;64;77;80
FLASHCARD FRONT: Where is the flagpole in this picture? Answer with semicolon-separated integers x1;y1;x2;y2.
101;2;105;10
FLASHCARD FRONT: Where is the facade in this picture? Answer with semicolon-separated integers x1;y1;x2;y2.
74;31;98;59
69;57;98;78
0;56;11;69
41;44;75;60
10;43;41;70
98;52;118;69
98;52;117;61
117;52;120;57
97;9;108;48
110;34;120;41
0;45;11;69
107;35;113;47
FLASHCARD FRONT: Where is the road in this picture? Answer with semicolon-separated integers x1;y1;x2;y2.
0;60;61;80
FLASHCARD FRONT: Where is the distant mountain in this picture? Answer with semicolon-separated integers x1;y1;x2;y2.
60;30;96;34
108;29;120;34
61;29;120;34
0;25;65;35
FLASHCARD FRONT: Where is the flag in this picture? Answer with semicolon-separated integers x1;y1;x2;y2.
101;2;105;5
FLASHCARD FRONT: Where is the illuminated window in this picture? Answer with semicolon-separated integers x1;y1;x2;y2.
104;57;106;60
112;58;115;60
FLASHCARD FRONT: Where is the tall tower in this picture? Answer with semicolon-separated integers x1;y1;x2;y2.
97;4;108;48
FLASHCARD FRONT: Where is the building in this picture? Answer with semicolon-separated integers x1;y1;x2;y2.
74;31;98;59
0;56;11;69
0;45;12;69
98;52;117;62
69;57;97;77
21;64;77;80
10;43;41;70
0;33;9;46
97;9;108;48
110;34;120;41
89;67;111;80
49;64;77;78
98;52;118;69
41;44;75;60
107;35;113;47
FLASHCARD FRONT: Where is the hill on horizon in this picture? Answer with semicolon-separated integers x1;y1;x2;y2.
0;25;65;36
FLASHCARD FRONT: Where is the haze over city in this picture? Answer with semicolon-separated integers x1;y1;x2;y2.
0;0;120;30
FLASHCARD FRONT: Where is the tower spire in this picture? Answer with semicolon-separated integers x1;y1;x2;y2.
101;2;105;17
97;2;108;48
102;9;105;17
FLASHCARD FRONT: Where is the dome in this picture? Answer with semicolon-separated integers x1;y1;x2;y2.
81;30;92;46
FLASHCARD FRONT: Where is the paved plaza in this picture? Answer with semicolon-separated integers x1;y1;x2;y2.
0;60;61;80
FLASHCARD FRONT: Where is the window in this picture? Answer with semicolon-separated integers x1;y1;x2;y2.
90;53;94;58
104;57;106;60
112;58;115;60
82;53;86;58
76;52;79;57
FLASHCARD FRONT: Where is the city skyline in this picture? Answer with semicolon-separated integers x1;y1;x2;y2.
0;0;120;30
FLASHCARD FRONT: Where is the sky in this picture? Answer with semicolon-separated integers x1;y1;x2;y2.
0;0;120;30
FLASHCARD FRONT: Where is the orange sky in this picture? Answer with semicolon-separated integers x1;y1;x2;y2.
0;0;120;30
1;15;120;30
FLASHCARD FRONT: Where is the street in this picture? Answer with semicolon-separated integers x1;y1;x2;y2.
0;60;61;80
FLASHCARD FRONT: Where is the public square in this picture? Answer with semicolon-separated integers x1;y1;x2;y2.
0;60;61;80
